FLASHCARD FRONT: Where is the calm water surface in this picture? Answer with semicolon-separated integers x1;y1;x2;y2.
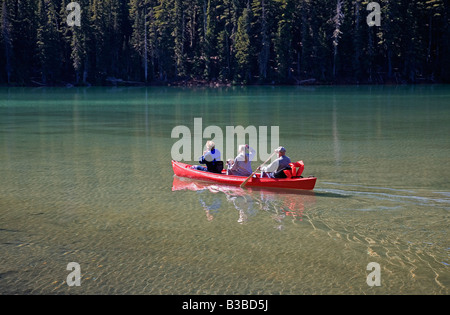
0;85;448;294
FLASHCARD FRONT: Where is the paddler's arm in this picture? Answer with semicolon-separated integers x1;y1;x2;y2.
258;158;279;173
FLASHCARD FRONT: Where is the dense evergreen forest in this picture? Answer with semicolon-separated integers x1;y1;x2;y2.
0;0;449;86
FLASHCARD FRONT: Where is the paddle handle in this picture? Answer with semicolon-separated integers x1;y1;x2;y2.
240;151;277;188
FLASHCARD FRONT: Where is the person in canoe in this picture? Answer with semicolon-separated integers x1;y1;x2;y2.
191;140;223;173
226;144;256;176
258;146;291;178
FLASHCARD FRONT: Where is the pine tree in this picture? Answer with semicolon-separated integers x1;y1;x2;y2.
217;0;244;81
173;0;186;78
59;0;74;82
440;0;450;82
216;1;233;81
299;0;313;80
274;0;295;82
234;2;252;83
379;0;402;82
37;0;62;84
130;0;150;82
331;0;344;80
424;0;446;79
1;0;13;84
154;0;176;81
251;0;273;82
353;0;364;82
108;0;130;79
65;0;91;85
204;0;218;80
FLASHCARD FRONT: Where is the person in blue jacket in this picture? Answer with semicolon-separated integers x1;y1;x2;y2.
192;140;223;173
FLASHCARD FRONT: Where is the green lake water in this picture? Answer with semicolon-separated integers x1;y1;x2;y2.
0;85;448;294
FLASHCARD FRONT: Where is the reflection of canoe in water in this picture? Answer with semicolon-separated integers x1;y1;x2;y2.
172;160;317;191
172;175;246;195
172;176;316;222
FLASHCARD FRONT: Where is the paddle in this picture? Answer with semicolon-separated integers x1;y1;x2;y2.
240;151;277;188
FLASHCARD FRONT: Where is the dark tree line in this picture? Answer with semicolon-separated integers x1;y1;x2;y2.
0;0;449;86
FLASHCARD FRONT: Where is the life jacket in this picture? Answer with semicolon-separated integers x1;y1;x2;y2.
205;160;224;173
199;149;223;173
283;161;305;178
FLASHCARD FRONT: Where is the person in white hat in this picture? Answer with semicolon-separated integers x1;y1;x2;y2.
226;144;256;176
258;146;291;178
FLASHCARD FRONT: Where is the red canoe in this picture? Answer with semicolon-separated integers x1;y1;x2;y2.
172;160;317;191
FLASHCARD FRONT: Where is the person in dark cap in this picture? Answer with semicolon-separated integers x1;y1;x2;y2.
258;146;291;178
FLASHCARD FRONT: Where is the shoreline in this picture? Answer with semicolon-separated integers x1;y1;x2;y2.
0;75;444;89
0;79;444;89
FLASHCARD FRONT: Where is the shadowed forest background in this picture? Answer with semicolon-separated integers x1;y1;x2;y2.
0;0;449;86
